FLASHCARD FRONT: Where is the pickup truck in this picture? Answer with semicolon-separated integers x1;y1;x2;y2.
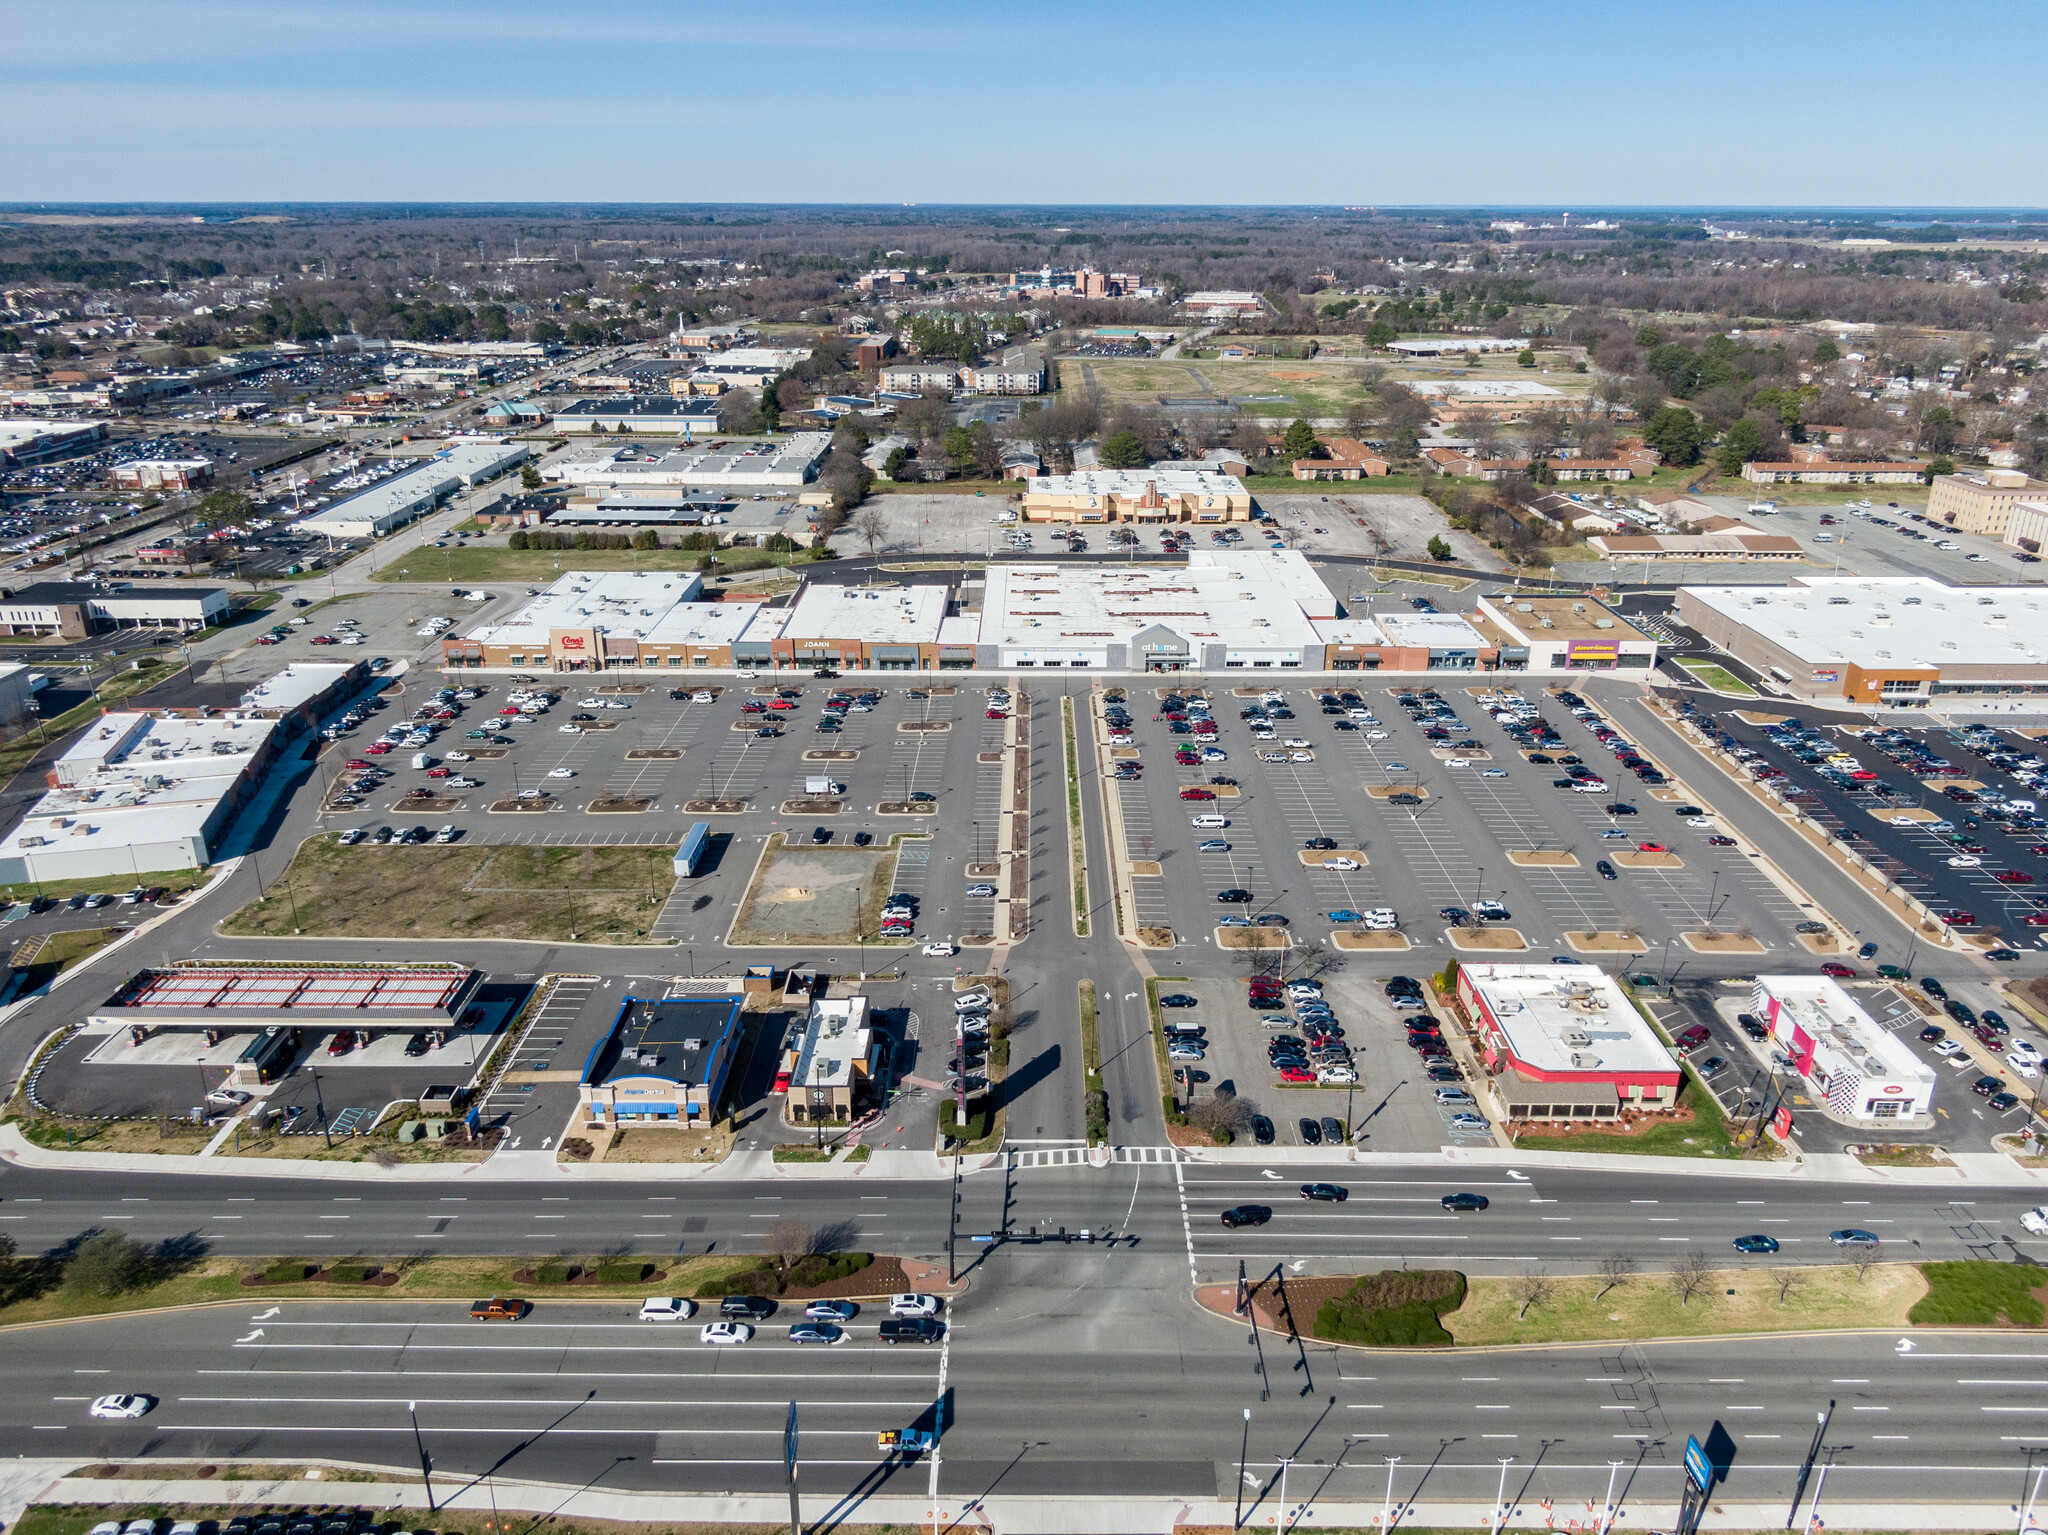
469;1296;527;1321
878;1317;945;1344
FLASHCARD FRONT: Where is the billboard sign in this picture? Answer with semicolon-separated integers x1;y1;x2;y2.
1684;1435;1711;1493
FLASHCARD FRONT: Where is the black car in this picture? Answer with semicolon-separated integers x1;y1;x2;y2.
1918;1023;1946;1043
720;1294;776;1319
1216;889;1253;903
1595;859;1617;879
853;831;872;847
1297;1117;1322;1145
811;826;831;845
1921;977;1948;1000
879;1317;946;1344
1441;1192;1490;1211
1304;837;1338;850
1220;1204;1272;1228
1251;1114;1276;1146
1321;1116;1345;1143
1299;1183;1349;1202
1973;1075;2006;1097
1159;993;1199;1008
404;1035;429;1057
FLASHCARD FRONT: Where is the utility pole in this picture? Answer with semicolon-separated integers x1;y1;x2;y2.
407;1400;435;1511
1788;1401;1835;1527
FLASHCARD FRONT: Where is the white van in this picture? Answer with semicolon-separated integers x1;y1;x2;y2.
1190;814;1229;829
804;775;844;795
411;752;432;769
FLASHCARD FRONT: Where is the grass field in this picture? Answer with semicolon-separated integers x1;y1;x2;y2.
1679;660;1760;696
368;544;817;584
1449;1261;1925;1346
218;835;677;944
1510;1074;1757;1160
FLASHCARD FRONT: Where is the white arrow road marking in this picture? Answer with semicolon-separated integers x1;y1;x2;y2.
1262;1170;1282;1180
1897;1338;1916;1353
236;1329;265;1344
1507;1171;1530;1182
250;1308;279;1321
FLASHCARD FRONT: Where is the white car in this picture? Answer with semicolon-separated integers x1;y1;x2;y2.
559;724;583;734
922;942;957;957
1322;857;1362;871
1317;1066;1358;1085
699;1321;753;1345
889;1293;940;1318
88;1394;152;1419
1685;816;1715;828
1364;730;1389;740
639;1297;696;1321
1283;738;1310;749
547;768;576;779
692;691;715;702
2025;1207;2048;1236
1888;815;1920;826
338;828;365;845
1947;855;1982;867
1933;1039;1966;1058
1445;757;1473;768
1480;768;1508;778
445;750;472;762
2010;1041;2044;1065
579;698;603;707
1289;751;1314;763
604;700;631;709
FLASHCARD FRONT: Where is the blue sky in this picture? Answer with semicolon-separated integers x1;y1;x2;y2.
3;0;2041;206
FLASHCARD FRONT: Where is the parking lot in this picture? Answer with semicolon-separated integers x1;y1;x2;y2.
1101;679;1809;967
1687;700;2048;955
308;675;1020;955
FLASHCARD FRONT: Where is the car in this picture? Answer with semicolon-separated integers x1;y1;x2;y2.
1829;1229;1881;1247
1975;1075;2008;1097
966;883;998;897
1447;1113;1490;1131
1216;888;1253;903
921;942;957;957
1433;1087;1475;1106
1300;1182;1349;1202
1198;838;1231;852
470;1296;528;1321
1220;1204;1272;1228
1297;1117;1322;1145
788;1322;847;1345
800;1299;858;1323
1251;1114;1276;1145
1948;855;1983;867
1820;961;1857;978
1323;857;1362;870
889;1293;941;1318
1441;1192;1490;1211
700;1321;753;1345
878;1317;946;1344
1706;835;1737;847
639;1297;697;1321
1733;1234;1781;1255
546;767;575;779
87;1394;153;1419
1921;977;1949;999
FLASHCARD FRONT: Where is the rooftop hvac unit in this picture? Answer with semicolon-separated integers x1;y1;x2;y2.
1565;1029;1593;1048
682;1038;703;1051
1569;1051;1601;1069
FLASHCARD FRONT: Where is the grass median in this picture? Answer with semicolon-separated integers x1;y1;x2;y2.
1061;696;1088;937
368;544;816;584
1079;979;1106;1146
218;834;676;944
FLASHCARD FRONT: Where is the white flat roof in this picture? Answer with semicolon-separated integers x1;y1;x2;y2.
1408;379;1567;398
1022;468;1247;500
557;434;831;488
1183;548;1338;620
1756;975;1934;1086
434;442;528;484
238;662;356;715
1375;612;1492;650
781;583;949;643
461;570;705;647
300;459;459;532
1683;577;2048;668
1464;964;1677;1077
979;556;1329;654
791;995;872;1091
643;600;770;648
1313;617;1388;645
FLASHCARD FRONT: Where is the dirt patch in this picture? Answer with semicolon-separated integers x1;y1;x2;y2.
576;720;620;731
623;748;682;761
1209;784;1240;798
595;684;650;694
1681;931;1767;955
898;720;950;733
463;747;510;759
1797;930;1843;954
1217;926;1291;948
1334;931;1411;951
1735;711;1790;726
683;798;749;813
1136;926;1176;948
803;749;859;760
587;797;653;813
1507;849;1578;867
1130;860;1162;876
781;798;844;814
1431;746;1492;760
1611;850;1683;868
978;751;1005;763
729;835;907;946
487;797;557;813
1366;785;1428;800
1564;930;1649;953
1447;926;1528;952
1871;805;1943;824
876;801;938;815
392;794;462;812
1297;848;1367;867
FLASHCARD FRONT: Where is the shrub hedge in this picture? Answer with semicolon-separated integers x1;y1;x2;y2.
261;1261;313;1284
592;1261;653;1284
1314;1269;1466;1346
322;1263;378;1283
535;1263;580;1284
1910;1261;2048;1327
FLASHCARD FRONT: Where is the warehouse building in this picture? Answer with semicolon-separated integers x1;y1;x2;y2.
1472;594;1660;673
1678;577;2048;706
1751;974;1934;1122
1454;962;1682;1122
552;434;832;490
299;443;528;539
579;992;744;1127
0;581;230;638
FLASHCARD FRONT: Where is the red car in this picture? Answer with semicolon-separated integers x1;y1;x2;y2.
1278;1066;1316;1084
1637;842;1668;853
1706;835;1736;846
1995;871;2036;884
1820;961;1857;978
366;742;391;754
772;1070;791;1094
739;701;765;713
499;706;522;715
427;767;451;778
2023;913;2048;928
434;709;457;720
310;634;336;645
1179;788;1216;800
769;699;796;710
346;759;372;769
986;709;1008;720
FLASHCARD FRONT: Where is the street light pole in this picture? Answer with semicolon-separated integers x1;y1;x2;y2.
1601;1459;1624;1535
1492;1456;1514;1533
1382;1455;1403;1531
408;1400;436;1511
1235;1408;1252;1531
1277;1456;1296;1533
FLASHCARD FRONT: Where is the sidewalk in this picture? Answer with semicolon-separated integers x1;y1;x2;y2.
7;1466;2036;1533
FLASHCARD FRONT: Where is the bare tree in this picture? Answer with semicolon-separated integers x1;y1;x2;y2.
1595;1251;1638;1300
1511;1266;1555;1320
1667;1248;1715;1308
850;504;889;557
1771;1267;1805;1305
768;1217;813;1270
1844;1242;1882;1282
